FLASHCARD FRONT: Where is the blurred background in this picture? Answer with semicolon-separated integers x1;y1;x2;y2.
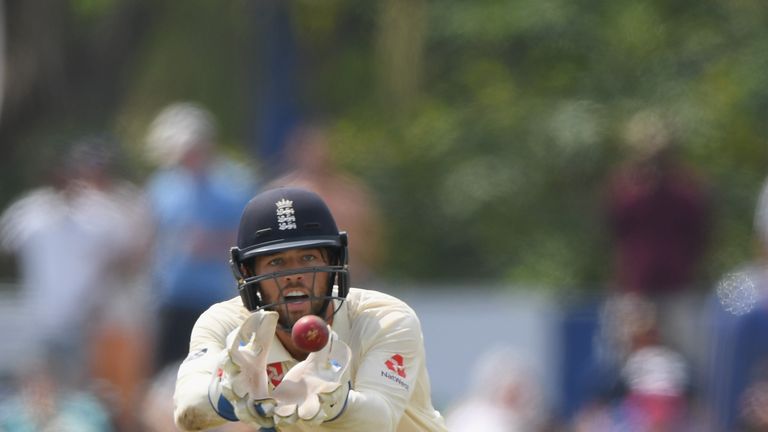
1;0;768;431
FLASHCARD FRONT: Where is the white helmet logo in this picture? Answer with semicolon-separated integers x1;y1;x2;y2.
275;199;297;230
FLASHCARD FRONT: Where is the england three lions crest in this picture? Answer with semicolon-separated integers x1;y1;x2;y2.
275;198;297;230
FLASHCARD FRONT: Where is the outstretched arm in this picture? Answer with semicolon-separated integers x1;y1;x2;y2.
174;304;278;431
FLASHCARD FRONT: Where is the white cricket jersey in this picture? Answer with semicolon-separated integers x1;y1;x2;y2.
174;288;448;431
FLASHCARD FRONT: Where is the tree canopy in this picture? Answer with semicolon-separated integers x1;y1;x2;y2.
2;0;767;291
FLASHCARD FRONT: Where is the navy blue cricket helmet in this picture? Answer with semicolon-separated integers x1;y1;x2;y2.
230;187;349;312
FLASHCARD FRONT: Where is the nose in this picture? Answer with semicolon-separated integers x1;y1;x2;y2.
285;273;303;282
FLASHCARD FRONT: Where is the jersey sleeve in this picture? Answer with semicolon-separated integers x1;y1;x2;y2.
332;307;426;430
173;302;241;431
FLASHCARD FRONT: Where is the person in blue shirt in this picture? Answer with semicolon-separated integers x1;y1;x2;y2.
705;177;768;431
144;102;259;373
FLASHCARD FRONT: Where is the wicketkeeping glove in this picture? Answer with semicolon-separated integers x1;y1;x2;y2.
272;331;352;426
210;310;278;429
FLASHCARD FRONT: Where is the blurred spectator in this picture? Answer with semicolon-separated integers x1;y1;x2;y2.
602;109;712;383
704;179;768;431
0;136;153;431
0;356;114;432
604;109;711;297
739;373;768;431
445;345;547;432
268;121;383;283
144;101;259;373
572;293;697;432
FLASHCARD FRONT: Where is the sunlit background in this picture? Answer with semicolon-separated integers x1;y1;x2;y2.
1;1;768;431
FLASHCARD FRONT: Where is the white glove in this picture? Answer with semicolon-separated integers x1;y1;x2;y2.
272;331;352;426
211;310;278;428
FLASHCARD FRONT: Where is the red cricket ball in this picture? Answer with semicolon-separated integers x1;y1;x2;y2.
291;315;330;352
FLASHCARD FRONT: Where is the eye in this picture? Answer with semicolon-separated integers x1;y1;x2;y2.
267;257;284;267
301;253;318;263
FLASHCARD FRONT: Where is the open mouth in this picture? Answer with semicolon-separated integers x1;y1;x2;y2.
283;290;310;303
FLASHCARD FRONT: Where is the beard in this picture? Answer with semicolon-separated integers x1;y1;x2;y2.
265;279;329;330
278;298;327;329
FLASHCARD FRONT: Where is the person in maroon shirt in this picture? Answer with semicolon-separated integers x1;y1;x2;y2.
605;110;711;296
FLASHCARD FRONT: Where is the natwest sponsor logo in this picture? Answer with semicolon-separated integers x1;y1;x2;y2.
381;370;410;390
381;354;409;390
385;354;406;378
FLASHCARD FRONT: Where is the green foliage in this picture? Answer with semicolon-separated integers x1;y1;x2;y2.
320;0;768;289
6;0;768;291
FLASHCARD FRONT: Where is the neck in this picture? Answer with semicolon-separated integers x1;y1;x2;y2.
277;329;309;361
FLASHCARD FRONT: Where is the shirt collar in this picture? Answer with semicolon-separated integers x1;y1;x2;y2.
267;333;295;363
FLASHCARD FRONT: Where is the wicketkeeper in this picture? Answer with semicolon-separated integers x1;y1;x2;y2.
174;187;447;431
